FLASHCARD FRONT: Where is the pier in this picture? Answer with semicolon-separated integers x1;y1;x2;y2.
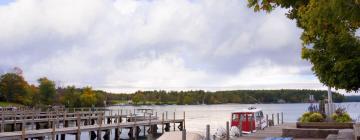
0;108;185;140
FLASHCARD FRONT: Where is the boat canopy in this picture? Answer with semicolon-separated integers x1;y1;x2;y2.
232;106;262;113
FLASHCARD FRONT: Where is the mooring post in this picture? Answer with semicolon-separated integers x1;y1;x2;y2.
88;111;91;125
277;113;280;125
117;109;120;123
162;113;164;133
120;109;123;123
272;114;274;126
226;121;229;140
259;114;262;130
182;129;186;140
134;114;137;140
173;112;176;131
281;112;284;124
115;114;120;140
183;112;186;130
266;114;269;127
166;111;168;120
206;125;210;140
143;112;146;136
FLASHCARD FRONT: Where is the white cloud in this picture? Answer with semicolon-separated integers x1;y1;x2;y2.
0;0;322;92
223;59;318;87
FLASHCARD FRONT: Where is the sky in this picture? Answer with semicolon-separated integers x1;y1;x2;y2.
0;0;333;93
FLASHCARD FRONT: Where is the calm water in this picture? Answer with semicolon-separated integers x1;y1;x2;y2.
108;102;360;136
64;102;360;139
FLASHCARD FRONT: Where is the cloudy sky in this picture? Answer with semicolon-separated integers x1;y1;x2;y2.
0;0;329;93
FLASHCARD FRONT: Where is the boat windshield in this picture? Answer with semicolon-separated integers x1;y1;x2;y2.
232;113;239;121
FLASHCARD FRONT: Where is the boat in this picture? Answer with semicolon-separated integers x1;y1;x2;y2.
230;106;266;133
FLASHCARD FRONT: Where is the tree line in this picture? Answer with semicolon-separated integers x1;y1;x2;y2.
0;72;346;107
110;89;345;105
0;72;108;107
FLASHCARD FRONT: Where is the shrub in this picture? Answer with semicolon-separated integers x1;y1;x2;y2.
331;113;352;123
309;113;325;122
300;112;324;122
300;112;311;122
331;107;352;123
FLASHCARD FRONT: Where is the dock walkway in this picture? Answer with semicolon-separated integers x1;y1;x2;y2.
240;123;325;140
0;119;184;140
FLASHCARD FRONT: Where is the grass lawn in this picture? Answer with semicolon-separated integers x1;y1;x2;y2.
0;101;22;107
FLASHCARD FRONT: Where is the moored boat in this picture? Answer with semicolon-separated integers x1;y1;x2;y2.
231;106;266;133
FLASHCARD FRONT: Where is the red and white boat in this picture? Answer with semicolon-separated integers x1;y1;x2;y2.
230;107;266;133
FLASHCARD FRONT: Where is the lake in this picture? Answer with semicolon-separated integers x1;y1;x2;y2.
107;102;360;136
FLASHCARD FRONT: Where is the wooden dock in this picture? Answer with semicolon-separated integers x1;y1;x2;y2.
0;108;186;140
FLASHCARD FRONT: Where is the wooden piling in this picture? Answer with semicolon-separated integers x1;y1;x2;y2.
162;113;164;133
272;114;274;126
52;114;56;140
266;114;269;127
97;113;102;140
281;112;284;124
183;112;186;130
21;113;25;140
143;112;146;136
133;113;137;140
205;125;210;140
182;129;186;140
259;113;262;130
277;113;279;125
148;113;152;140
76;113;81;140
116;113;121;140
173;112;176;131
226;121;229;140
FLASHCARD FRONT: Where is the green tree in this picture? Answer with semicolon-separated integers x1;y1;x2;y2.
247;0;360;92
132;92;144;105
60;86;81;107
0;73;29;103
79;87;97;107
25;84;39;106
38;77;56;105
